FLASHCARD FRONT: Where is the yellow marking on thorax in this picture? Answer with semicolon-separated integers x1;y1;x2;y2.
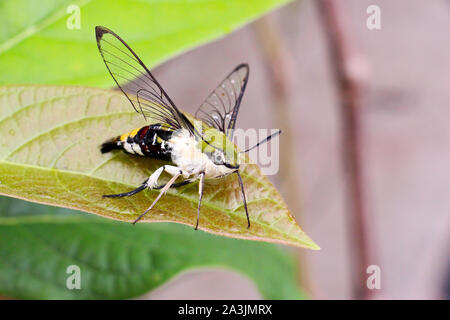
120;127;141;142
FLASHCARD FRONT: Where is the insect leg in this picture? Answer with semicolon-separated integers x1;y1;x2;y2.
236;171;250;228
195;172;205;230
147;165;189;189
103;182;147;198
154;179;194;190
103;165;188;198
132;170;182;224
102;166;166;198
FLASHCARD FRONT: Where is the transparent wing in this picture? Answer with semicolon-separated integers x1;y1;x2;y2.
95;26;194;132
195;64;249;139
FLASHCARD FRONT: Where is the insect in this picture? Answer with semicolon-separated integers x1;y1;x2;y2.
96;26;281;229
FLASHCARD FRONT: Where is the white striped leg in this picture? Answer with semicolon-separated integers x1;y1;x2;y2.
146;165;189;189
195;172;205;230
132;170;182;224
103;165;188;198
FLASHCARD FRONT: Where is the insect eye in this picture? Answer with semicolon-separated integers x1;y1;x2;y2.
214;152;224;163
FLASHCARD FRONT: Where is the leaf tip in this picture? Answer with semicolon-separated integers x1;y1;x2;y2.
294;233;320;250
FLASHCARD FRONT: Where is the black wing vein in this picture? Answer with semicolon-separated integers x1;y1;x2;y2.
195;64;249;139
95;26;194;134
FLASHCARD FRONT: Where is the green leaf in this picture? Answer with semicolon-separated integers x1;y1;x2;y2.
0;85;319;249
0;0;291;86
0;196;305;299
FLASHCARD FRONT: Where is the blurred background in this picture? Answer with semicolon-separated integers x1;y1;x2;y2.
141;0;449;299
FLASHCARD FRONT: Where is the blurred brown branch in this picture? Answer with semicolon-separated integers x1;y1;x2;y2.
316;0;373;299
253;14;316;297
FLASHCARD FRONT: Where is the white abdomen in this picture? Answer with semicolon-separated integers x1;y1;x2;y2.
168;129;234;179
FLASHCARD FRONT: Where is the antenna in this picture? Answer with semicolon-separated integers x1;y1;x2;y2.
240;130;282;153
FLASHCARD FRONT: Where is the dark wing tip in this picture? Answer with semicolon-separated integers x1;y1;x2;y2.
234;63;249;83
95;26;112;42
236;63;249;72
